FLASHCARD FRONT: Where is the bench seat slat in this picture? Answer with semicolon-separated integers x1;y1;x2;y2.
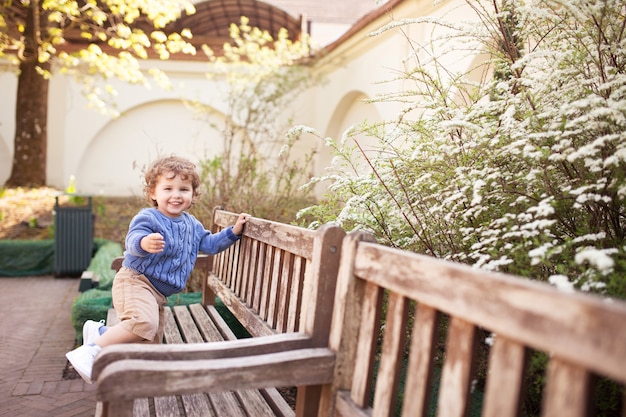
163;307;184;344
106;399;135;417
259;388;296;417
133;398;150;417
182;393;214;417
237;389;285;417
205;304;238;340
173;305;204;344
188;303;223;342
194;302;296;417
154;396;181;417
208;392;246;416
186;302;297;417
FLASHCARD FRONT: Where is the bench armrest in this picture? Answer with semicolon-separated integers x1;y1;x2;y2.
96;347;335;402
92;332;313;379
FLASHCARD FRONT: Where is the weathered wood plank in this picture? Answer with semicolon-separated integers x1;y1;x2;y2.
436;317;476;417
276;251;294;333
251;239;265;312
242;238;257;307
212;211;315;258
188;303;222;342
400;304;438;417
316;232;374;417
239;237;253;306
163;307;184;344
181;393;214;417
206;304;238;340
372;292;409;416
259;388;296;417
207;391;246;417
267;248;284;328
173;305;204;344
237;389;285;417
542;357;590;417
94;333;314;376
351;281;383;408
154;396;181;417
97;348;336;401
482;335;527;417
133;398;150;417
207;274;275;337
286;257;305;333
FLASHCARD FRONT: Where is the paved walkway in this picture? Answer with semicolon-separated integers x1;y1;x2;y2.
0;276;97;417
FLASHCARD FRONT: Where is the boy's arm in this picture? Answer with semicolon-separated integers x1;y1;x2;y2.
198;213;249;254
125;210;159;257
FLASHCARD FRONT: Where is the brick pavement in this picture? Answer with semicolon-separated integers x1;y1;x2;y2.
0;276;97;417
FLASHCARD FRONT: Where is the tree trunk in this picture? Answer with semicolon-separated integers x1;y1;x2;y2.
5;0;49;188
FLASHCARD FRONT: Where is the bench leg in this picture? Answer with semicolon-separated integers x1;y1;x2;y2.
295;385;322;417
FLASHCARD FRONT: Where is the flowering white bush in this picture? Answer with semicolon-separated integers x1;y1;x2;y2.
300;0;626;298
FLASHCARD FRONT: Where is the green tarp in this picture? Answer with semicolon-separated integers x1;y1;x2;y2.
0;239;54;276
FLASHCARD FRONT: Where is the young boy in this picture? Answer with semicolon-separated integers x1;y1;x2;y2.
66;155;248;383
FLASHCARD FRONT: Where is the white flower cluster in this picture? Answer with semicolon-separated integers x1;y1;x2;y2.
301;0;626;296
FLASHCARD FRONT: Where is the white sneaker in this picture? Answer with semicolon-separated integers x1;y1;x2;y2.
65;344;101;384
82;319;105;346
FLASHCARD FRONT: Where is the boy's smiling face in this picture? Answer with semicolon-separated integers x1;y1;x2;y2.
150;171;194;218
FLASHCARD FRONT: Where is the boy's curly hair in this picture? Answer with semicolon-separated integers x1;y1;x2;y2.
143;155;201;207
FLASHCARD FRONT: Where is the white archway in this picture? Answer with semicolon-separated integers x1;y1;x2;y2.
76;99;225;196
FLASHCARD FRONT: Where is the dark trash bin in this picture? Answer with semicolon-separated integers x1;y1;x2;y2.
54;194;93;277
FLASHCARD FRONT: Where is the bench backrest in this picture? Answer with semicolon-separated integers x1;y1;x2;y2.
205;208;345;346
320;231;626;417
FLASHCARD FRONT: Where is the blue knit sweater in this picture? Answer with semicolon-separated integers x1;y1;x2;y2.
122;208;240;296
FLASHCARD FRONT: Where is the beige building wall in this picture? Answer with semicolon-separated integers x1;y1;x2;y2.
0;0;479;198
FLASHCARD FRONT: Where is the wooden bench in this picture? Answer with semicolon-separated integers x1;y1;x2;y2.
317;231;626;417
94;226;626;417
93;208;345;417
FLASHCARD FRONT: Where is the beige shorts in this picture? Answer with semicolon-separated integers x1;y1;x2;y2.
111;267;167;344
